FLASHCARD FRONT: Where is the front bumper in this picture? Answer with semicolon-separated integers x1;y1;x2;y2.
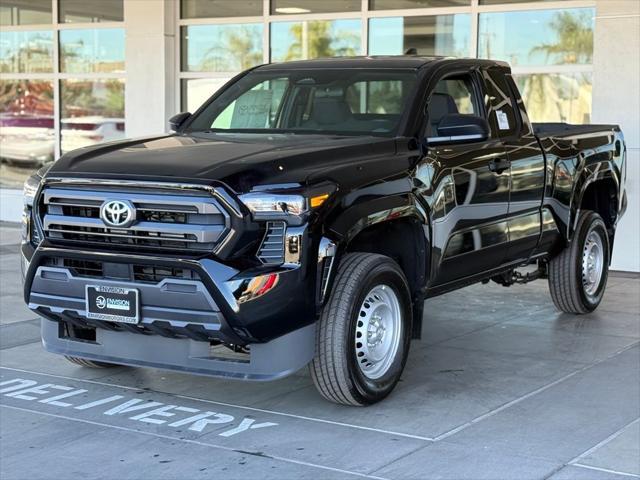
41;318;315;381
22;242;318;380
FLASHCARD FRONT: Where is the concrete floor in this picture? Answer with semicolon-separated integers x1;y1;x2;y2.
1;223;639;480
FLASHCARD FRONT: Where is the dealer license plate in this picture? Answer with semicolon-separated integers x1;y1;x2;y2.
85;285;139;324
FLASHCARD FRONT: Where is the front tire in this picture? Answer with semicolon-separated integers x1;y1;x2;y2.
310;253;412;406
548;210;610;314
64;356;118;368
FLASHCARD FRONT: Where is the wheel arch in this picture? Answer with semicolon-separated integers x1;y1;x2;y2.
321;198;430;338
571;169;620;256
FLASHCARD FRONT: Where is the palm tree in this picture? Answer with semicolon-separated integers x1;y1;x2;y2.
199;26;262;71
522;10;594;123
284;21;358;61
530;10;594;65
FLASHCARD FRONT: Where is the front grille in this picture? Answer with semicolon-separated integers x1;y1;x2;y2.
38;186;230;253
63;258;104;277
44;257;200;283
132;264;198;283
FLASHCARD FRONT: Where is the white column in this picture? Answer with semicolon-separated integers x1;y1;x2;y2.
123;0;177;138
592;0;640;272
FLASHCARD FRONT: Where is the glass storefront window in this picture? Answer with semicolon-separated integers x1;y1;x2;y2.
0;30;53;73
59;0;124;23
369;15;470;57
0;0;51;25
181;24;263;72
478;8;595;67
370;0;470;9
59;28;125;74
181;0;262;18
514;72;592;124
272;0;360;15
60;79;125;154
271;19;361;62
0;3;126;190
0;80;54;187
181;78;232;113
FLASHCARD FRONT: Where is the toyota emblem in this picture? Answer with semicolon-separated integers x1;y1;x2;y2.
100;199;136;228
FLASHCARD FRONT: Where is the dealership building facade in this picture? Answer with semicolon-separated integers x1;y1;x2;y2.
0;0;638;271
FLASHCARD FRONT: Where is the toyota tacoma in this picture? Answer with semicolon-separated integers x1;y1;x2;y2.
21;57;627;406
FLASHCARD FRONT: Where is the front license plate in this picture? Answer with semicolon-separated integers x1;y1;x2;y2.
86;285;139;324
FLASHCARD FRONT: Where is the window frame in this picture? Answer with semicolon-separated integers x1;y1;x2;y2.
420;66;489;140
481;65;522;140
0;0;126;162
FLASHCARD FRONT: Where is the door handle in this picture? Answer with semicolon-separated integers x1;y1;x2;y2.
488;158;511;174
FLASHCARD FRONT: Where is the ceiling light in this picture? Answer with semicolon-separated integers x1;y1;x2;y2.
275;7;311;14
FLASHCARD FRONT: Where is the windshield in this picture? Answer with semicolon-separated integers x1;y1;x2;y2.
186;69;418;137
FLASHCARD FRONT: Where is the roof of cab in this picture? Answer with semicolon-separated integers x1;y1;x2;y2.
258;56;445;70
257;55;508;71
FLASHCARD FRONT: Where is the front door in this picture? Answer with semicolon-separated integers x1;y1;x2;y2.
415;70;511;286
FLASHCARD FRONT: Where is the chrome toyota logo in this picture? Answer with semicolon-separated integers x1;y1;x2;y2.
100;199;135;228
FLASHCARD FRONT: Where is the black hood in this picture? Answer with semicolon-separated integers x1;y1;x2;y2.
48;133;404;193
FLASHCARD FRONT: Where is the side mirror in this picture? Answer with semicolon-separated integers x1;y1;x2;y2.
428;114;489;145
168;112;191;131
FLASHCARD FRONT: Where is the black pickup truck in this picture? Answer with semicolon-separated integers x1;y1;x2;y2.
21;57;627;406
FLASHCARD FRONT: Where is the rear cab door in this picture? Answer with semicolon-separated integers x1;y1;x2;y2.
481;66;546;265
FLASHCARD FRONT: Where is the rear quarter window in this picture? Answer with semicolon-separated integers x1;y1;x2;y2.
483;68;519;138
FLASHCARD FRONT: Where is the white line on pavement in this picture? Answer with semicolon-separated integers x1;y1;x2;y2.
5;340;637;445
0;366;435;441
433;342;640;441
572;463;640;478
1;404;391;480
568;417;640;464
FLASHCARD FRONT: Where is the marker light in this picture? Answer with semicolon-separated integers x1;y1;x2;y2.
310;193;329;208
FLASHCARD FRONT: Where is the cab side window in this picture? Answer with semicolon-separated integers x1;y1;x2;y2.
426;75;481;137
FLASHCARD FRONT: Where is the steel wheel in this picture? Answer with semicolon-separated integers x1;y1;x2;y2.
311;253;412;405
354;284;403;380
582;227;605;299
548;210;610;314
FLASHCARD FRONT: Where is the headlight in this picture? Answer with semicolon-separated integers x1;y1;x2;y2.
239;193;306;218
239;184;335;224
23;173;42;207
23;164;52;207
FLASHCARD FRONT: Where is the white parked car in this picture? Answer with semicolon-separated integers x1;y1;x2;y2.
61;117;125;153
0;116;55;166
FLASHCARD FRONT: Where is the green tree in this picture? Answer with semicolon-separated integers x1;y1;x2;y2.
104;80;125;117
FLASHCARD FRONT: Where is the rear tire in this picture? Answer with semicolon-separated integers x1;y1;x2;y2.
310;253;412;406
548;210;610;314
64;356;118;368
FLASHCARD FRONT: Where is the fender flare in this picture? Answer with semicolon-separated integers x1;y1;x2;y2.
316;193;431;312
328;193;429;245
568;161;620;240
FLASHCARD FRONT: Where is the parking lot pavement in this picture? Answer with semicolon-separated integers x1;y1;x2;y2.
1;223;639;480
